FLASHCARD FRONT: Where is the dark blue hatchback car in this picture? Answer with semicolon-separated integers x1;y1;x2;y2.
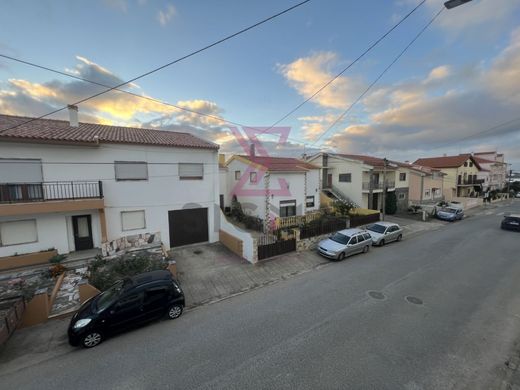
68;270;185;348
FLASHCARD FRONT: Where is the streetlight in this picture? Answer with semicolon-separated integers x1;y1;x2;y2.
444;0;473;9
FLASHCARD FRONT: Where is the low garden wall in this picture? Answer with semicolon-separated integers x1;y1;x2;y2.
219;210;257;264
0;249;58;271
102;232;162;257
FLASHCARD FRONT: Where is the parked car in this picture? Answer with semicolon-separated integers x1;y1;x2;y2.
68;270;185;348
318;228;372;261
501;214;520;231
436;207;464;222
365;222;403;246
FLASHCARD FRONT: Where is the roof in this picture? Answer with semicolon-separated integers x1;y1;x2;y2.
232;155;319;172
413;154;481;170
408;164;445;175
0;114;218;150
473;156;495;164
474;151;496;155
333;153;394;168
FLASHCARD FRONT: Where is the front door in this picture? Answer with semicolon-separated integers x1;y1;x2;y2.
372;193;379;210
327;174;332;188
72;215;94;251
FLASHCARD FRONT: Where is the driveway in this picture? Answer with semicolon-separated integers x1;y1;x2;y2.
170;242;329;308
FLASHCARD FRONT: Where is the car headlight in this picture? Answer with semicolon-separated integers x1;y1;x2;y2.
73;318;92;329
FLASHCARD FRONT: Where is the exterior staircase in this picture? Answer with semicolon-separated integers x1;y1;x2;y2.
322;185;359;208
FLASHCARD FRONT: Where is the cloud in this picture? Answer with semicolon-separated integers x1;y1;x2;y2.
157;4;176;26
102;0;127;12
278;52;364;110
321;26;520;169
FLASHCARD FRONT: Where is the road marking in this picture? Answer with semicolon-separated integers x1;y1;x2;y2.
497;212;504;216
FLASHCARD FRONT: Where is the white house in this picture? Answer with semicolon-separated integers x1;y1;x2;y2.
473;152;508;192
306;152;412;211
0;111;220;265
223;152;320;226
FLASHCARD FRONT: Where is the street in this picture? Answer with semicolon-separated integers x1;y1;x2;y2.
1;201;519;389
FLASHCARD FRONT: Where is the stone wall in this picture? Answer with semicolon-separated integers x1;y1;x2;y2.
296;232;331;252
101;232;161;257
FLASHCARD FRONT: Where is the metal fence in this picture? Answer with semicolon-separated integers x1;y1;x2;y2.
349;213;380;228
0;181;103;203
299;218;348;239
257;237;296;260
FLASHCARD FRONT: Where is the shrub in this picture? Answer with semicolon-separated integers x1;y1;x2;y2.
385;192;397;215
49;264;66;278
333;200;353;216
49;254;67;264
88;253;167;291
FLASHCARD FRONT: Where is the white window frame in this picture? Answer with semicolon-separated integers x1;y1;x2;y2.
234;170;241;181
279;200;297;217
121;210;146;231
0;219;38;246
424;189;431;199
306;195;315;208
398;193;406;200
399;172;406;181
179;163;204;180
114;161;148;181
250;172;257;183
338;173;351;183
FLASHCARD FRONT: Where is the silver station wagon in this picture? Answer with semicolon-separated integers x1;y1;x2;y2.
318;228;373;261
365;222;403;246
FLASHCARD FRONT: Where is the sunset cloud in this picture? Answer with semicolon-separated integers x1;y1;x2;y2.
278;52;363;110
157;4;176;26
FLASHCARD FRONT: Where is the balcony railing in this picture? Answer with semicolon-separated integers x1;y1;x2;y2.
457;178;484;185
0;181;103;204
362;181;395;190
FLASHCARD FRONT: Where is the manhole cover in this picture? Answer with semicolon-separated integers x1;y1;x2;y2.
367;291;386;300
193;250;203;255
405;296;423;305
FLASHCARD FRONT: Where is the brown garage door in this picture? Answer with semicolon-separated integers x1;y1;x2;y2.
168;208;209;247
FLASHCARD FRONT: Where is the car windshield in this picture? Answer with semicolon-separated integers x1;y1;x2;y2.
95;280;125;313
504;217;520;223
330;233;350;245
367;224;387;234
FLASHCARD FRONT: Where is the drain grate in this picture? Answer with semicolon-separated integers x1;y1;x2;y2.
367;290;386;300
405;296;423;305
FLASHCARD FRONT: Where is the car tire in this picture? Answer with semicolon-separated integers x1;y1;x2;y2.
337;252;346;261
380;239;385;246
81;331;103;348
167;304;183;320
397;234;402;242
363;245;369;253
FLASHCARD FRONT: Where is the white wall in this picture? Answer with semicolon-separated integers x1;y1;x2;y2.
0;142;220;251
219;210;256;264
270;172;306;216
226;159;267;219
306;169;320;212
327;157;365;206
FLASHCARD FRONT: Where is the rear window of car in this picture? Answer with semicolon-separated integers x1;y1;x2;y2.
504;217;520;223
363;233;371;240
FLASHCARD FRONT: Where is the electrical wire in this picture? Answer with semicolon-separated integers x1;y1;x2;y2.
0;0;311;134
310;6;445;146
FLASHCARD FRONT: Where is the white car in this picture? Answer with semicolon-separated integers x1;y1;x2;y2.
437;200;464;210
365;222;403;246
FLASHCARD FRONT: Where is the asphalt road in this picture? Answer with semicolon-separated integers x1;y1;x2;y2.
1;201;519;390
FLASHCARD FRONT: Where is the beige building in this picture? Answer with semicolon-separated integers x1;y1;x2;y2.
414;154;482;199
408;165;445;204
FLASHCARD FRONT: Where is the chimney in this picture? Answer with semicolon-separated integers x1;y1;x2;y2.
250;143;255;157
218;154;226;165
68;105;78;127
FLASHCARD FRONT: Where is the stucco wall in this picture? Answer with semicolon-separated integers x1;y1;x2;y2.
0;142;220;254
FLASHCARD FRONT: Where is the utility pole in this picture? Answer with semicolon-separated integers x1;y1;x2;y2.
507;167;512;198
382;158;388;221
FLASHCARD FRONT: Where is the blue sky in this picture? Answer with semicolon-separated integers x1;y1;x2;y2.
1;0;519;168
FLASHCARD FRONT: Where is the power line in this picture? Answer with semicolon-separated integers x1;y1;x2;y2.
0;0;426;151
0;0;311;134
311;6;445;147
258;0;427;136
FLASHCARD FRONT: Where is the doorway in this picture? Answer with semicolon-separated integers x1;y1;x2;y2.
72;215;94;251
371;193;379;211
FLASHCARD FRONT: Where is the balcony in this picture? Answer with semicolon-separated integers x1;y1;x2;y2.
362;181;395;191
457;178;484;186
0;181;104;217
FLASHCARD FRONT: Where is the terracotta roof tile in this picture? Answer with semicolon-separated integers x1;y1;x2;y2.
414;154;481;169
238;155;319;172
0;114;218;150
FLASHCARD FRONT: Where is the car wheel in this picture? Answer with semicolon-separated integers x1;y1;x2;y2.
397;234;402;242
380;239;385;246
363;245;369;253
337;252;346;261
81;331;103;348
167;304;183;319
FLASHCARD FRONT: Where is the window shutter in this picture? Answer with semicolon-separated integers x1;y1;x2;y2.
115;162;148;180
121;210;146;231
179;163;203;179
0;220;38;245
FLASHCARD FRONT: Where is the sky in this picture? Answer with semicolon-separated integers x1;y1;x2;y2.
0;0;519;169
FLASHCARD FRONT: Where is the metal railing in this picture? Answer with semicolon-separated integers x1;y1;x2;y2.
457;178;484;185
362;181;395;190
0;181;103;204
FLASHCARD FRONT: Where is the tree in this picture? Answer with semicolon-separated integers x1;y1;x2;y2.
385;192;397;215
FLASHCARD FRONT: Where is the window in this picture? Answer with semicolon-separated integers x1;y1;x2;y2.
115;161;148;181
306;196;315;208
179;163;203;180
424;189;431;198
464;162;468;167
349;236;358;245
279;200;296;217
121;210;146;231
0;219;38;246
250;172;257;183
338;173;351;183
357;234;365;242
469;162;473;167
399;172;406;181
363;233;371;241
398;193;406;200
234;170;241;180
